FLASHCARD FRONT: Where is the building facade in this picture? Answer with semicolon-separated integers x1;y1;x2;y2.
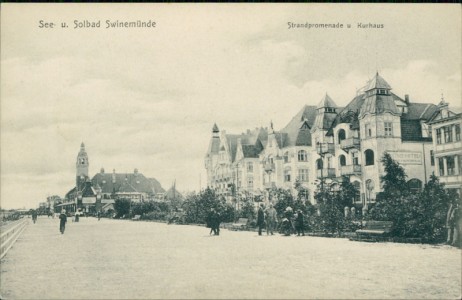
428;102;462;194
205;73;457;209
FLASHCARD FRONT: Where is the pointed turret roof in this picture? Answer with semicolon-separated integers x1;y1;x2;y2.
212;123;219;133
365;72;392;91
316;93;337;109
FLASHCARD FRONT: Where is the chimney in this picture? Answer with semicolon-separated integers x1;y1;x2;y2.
404;94;409;104
100;168;105;174
112;169;116;183
134;168;138;175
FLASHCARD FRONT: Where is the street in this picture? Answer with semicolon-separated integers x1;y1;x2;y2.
1;216;460;299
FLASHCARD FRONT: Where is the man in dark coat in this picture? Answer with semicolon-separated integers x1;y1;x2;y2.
295;209;305;236
31;210;38;224
59;210;67;234
257;204;265;236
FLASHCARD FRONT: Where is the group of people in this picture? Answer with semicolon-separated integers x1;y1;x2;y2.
206;208;221;236
257;204;305;236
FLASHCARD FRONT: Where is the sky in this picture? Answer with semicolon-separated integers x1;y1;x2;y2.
1;4;461;209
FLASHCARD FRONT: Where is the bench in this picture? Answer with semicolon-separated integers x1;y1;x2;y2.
132;215;141;221
355;221;393;242
229;218;249;231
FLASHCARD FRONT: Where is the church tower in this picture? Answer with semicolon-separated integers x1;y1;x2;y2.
76;142;89;191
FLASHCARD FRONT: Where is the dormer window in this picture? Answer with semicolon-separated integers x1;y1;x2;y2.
325;107;335;113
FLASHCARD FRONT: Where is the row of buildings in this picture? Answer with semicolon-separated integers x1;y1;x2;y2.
205;73;461;210
55;143;180;214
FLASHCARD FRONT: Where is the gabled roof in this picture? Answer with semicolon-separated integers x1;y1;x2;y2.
402;102;439;121
212;123;219;133
280;105;317;146
317;94;337;109
359;94;400;118
207;137;221;154
365;72;392;91
81;181;97;197
91;172;164;195
118;180;138;193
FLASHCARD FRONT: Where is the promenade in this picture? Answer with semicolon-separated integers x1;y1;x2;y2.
1;216;460;299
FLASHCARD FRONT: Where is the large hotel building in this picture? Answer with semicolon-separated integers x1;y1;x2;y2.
205;73;461;209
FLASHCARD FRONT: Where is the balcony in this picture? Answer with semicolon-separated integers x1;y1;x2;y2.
316;142;335;155
340;137;360;151
316;168;336;179
340;164;361;176
264;162;275;172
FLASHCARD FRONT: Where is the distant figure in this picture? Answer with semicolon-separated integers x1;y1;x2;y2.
256;204;265;236
447;202;460;246
59;210;67;234
295;210;305;236
265;203;277;235
207;208;221;236
31;210;38;224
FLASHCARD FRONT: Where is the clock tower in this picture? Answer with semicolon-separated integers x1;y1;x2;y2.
76;142;89;191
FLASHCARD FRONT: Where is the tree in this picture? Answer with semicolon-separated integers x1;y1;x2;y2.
114;198;131;218
369;153;410;235
404;173;454;242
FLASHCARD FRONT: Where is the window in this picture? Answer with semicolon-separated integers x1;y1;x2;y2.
352;152;359;165
384;122;393;136
438;157;445;176
456;124;460;142
408;178;422;194
283;152;290;163
247;177;254;189
298;150;308;162
298;169;309;182
339;155;346;167
436;128;442;144
447;156;455;175
268;155;273;164
353;181;361;203
459;155;462;174
338;129;346;143
284;169;291;182
365;123;372;138
430;150;435;166
246;162;253;173
316;159;323;170
365;149;374;166
444;126;452;143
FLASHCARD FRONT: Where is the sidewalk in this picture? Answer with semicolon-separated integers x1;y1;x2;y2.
1;216;460;299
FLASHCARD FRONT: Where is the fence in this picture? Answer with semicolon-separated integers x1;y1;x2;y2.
1;218;28;259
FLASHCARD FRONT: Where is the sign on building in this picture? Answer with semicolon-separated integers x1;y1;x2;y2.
388;151;422;165
82;197;96;204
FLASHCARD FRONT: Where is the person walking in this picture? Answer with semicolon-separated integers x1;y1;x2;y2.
257;203;265;236
446;202;460;246
265;203;277;235
31;210;38;224
295;209;305;236
59;209;67;234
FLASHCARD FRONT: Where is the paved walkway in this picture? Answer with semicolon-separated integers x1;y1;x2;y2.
1;216;461;299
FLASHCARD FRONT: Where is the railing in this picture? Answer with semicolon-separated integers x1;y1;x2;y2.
340;137;360;150
340;164;362;175
317;143;335;155
316;168;336;178
1;218;28;259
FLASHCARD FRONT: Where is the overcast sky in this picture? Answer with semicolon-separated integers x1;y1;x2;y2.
1;4;460;209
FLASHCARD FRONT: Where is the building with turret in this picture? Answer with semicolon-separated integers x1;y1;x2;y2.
205;73;455;211
61;143;166;214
